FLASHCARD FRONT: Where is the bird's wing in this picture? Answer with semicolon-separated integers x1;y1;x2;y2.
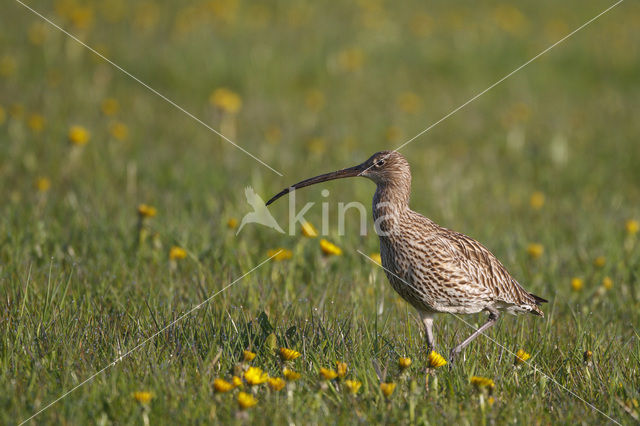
433;230;539;309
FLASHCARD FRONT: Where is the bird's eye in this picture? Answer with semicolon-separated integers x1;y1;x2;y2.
375;159;385;167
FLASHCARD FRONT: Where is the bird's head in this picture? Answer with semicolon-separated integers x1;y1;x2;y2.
265;150;411;206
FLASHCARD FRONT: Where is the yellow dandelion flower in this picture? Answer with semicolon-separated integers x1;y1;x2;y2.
380;382;396;397
283;367;301;381
133;391;153;404
301;221;318;238
267;248;293;261
0;55;17;77
265;125;282;144
527;243;544;259
593;256;606;268
344;379;362;394
583;350;593;362
213;378;234;393
35;177;51;193
109;121;128;141
398;357;412;369
427;351;447;368
101;98;119;116
243;350;256;362
267;377;286;391
210;88;242;114
169;246;187;260
237;391;257;409
68;125;90;146
626;219;639;235
232;376;243;387
602;276;613;290
137;204;157;218
28;114;45;132
70;6;94;30
227;218;238;229
28;22;47;45
571;277;584;292
244;367;268;385
470;376;495;391
319;367;338;380
370;253;382;265
514;349;531;365
529;191;545;210
336;362;348;378
305;89;325;112
320;239;342;256
488;396;496;407
396;92;422;114
279;347;301;361
337;47;365;72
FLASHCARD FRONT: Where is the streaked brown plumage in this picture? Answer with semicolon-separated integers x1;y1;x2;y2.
267;150;547;362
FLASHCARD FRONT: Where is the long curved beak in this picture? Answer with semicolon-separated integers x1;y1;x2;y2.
266;163;364;206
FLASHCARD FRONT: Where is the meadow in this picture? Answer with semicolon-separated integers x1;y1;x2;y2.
1;0;639;424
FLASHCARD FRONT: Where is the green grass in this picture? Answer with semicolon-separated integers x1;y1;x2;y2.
1;0;640;424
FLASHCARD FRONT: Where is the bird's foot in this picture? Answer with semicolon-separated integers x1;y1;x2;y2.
448;348;461;368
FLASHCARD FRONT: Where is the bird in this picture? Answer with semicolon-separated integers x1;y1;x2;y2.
266;150;547;363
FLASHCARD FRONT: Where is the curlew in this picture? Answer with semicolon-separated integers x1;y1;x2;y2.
266;151;547;362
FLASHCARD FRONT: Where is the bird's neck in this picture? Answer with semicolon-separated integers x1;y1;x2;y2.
372;181;411;234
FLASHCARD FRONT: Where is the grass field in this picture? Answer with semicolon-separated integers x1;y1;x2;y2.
1;0;640;424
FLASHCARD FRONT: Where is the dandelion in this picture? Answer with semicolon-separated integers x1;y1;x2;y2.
336;47;364;72
593;256;606;268
336;362;348;378
426;351;447;369
529;191;545;210
370;253;382;265
0;55;17;77
488;396;496;407
470;376;495;392
209;88;242;114
137;204;157;218
169;246;187;260
213;378;235;393
380;382;396;397
301;221;318;238
319;367;338;380
231;376;243;387
571;277;584;292
398;357;412;369
109;121;129;141
626;219;639;235
583;350;593;363
237;392;257;409
227;218;238;229
602;276;613;290
35;177;51;193
279;347;301;361
267;248;293;261
244;367;268;385
320;239;342;256
305;89;325;112
243;350;256;362
396;92;422;114
514;349;531;365
283;367;301;381
68;125;90;146
133;391;153;404
101;98;119;116
70;6;94;30
28;114;45;132
267;377;286;391
527;243;544;259
344;379;362;394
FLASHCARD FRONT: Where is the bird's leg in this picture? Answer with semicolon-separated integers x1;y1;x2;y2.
419;312;435;351
449;310;499;364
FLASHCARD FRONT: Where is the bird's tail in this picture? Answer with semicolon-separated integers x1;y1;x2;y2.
530;293;548;305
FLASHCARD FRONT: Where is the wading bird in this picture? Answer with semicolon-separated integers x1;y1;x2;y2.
266;151;547;362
